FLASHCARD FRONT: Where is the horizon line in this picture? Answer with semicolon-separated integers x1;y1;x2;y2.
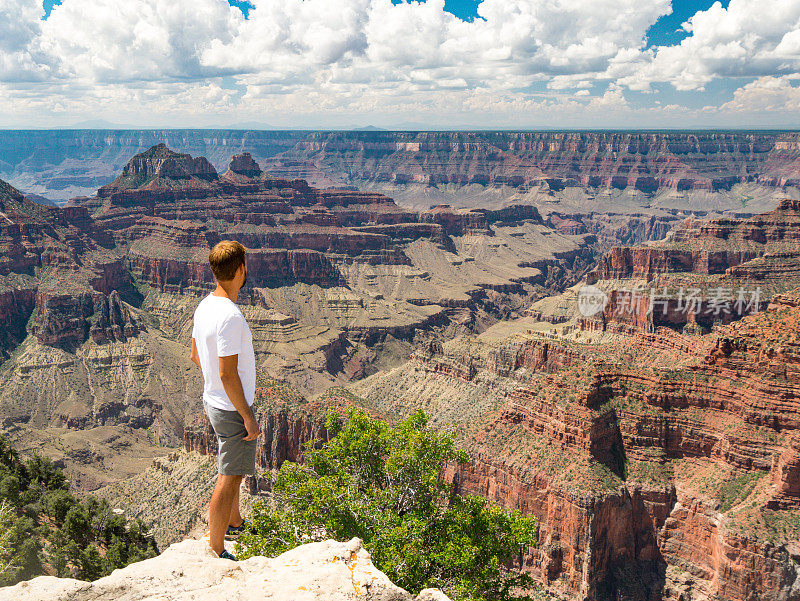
1;127;799;133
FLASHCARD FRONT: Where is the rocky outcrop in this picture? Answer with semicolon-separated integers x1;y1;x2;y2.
419;205;489;235
97;143;218;196
225;151;262;178
412;340;477;382
486;339;582;376
89;290;141;343
31;286;142;346
658;493;800;601
2;537;451;601
770;435;800;509
584;199;800;334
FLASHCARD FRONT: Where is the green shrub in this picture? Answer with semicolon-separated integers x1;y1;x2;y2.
102;535;128;573
236;408;538;601
43;489;77;526
63;505;91;546
78;546;103;581
0;435;162;585
0;475;21;506
25;456;66;491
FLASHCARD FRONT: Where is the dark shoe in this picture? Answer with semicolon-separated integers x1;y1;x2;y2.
225;519;248;539
219;549;237;561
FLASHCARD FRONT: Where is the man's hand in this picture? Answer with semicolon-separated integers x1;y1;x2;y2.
219;353;260;441
243;416;261;441
190;338;201;368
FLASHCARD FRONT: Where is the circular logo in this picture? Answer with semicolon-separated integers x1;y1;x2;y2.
577;285;608;317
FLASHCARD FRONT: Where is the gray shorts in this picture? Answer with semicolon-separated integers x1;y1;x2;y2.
203;401;257;476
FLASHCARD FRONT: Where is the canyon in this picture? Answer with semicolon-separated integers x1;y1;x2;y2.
2;130;799;208
0;142;600;487
2;135;800;600
182;284;800;601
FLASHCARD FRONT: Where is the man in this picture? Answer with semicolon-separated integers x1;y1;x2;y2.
190;240;260;560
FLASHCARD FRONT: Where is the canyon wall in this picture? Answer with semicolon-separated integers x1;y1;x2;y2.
3;130;799;201
269;131;800;192
578;198;800;334
199;290;800;601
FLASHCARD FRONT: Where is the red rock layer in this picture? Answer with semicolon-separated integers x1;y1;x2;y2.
0;177;144;348
596;198;800;280
769;435;800;509
658;493;799;601
584;199;800;334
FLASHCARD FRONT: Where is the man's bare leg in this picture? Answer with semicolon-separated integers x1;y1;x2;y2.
229;484;243;528
209;474;242;555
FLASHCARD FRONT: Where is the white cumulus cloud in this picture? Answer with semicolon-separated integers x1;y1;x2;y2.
0;0;797;126
615;0;800;91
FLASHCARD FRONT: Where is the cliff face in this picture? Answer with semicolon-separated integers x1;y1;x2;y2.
582;199;800;334
0;178;139;352
596;199;800;280
3;130;799;201
269;131;800;192
210;292;800;601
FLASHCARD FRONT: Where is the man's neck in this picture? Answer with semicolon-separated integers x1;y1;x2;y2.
212;281;238;303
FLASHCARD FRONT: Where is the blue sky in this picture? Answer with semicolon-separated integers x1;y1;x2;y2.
5;0;799;128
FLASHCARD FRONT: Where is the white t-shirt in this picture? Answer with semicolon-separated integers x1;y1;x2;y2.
191;293;256;412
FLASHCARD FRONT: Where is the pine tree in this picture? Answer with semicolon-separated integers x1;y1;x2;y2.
78;546;102;581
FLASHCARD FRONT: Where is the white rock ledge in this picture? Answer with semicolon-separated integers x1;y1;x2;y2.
0;537;452;601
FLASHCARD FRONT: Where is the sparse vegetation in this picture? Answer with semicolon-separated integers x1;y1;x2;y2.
718;470;766;513
626;459;674;485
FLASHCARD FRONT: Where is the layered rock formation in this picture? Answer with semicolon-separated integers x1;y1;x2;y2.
3;130;799;202
0;144;593;484
3;537;451;601
0;178;138;352
189;290;800;601
6;138;800;601
575;199;800;334
99;143;218;193
267;131;800;193
61;145;592;393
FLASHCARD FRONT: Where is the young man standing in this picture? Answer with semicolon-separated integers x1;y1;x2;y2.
190;240;260;560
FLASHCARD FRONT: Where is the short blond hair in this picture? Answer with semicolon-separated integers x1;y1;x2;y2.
209;240;246;282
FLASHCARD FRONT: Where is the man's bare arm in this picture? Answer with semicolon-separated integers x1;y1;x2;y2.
219;354;260;441
190;338;201;368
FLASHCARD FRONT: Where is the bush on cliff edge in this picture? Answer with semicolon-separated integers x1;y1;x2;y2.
236;408;538;601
